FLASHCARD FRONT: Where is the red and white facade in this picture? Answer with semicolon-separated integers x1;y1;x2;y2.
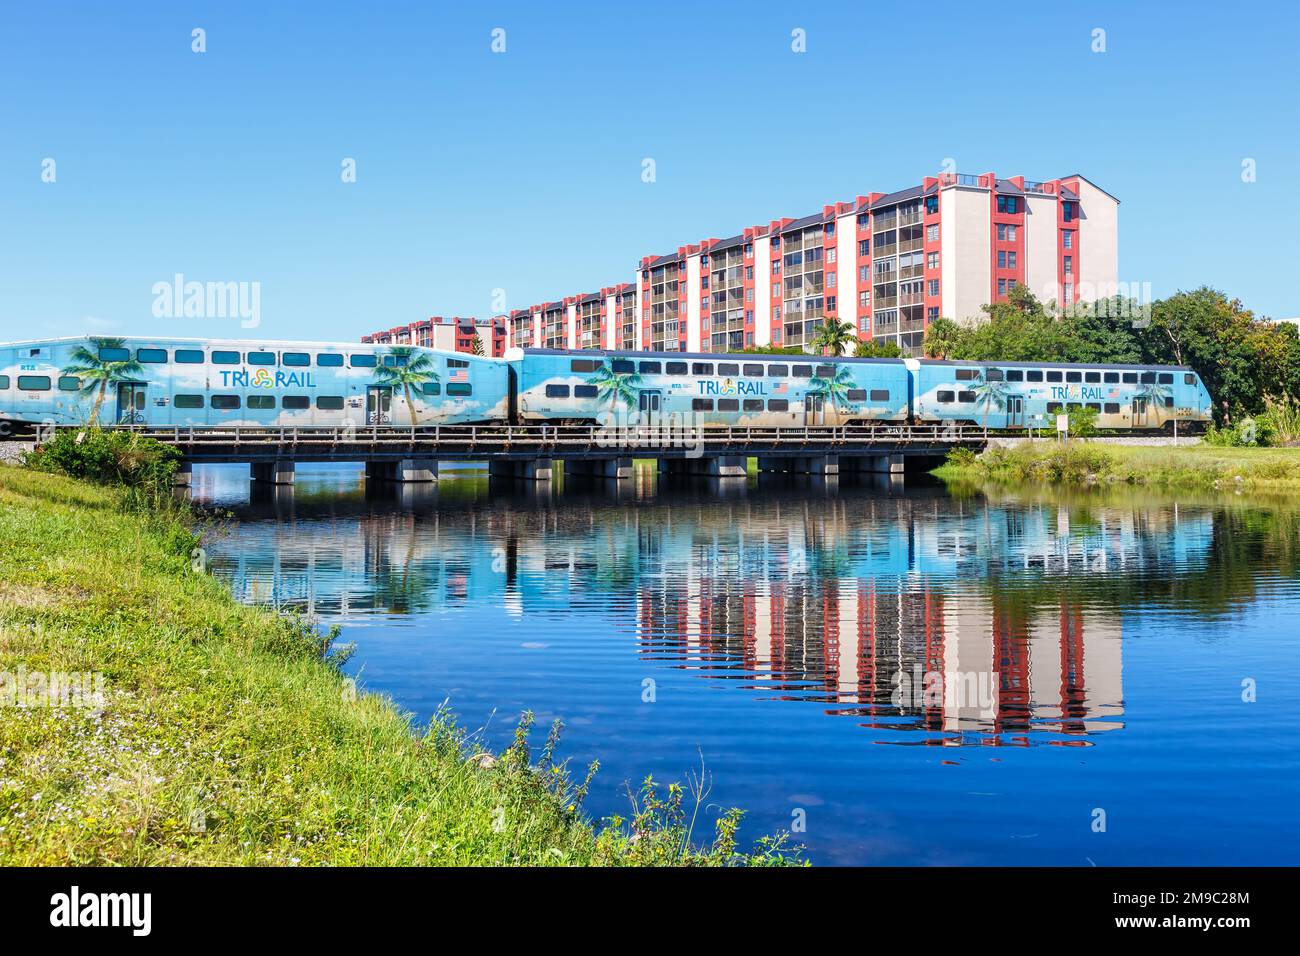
363;172;1117;357
363;315;507;357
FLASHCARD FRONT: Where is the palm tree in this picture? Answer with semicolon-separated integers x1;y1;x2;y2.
970;372;1010;429
372;346;440;427
810;319;857;357
470;334;485;356
807;366;856;409
1134;380;1172;428
588;363;642;410
61;336;145;424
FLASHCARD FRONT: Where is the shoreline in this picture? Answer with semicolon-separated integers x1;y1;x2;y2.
0;464;792;866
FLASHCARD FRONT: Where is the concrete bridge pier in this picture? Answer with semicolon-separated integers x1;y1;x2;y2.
172;461;193;488
489;459;554;481
251;460;295;485
758;455;839;475
364;459;438;482
841;453;905;475
659;455;748;478
564;457;634;480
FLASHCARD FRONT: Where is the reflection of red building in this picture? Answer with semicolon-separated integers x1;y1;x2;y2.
635;574;1123;745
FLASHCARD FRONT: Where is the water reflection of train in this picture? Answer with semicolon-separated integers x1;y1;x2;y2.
207;486;1214;742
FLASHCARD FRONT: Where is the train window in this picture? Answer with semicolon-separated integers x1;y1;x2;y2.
612;360;636;374
211;395;241;409
955;368;978;381
692;398;714;411
446;383;472;396
985;368;1004;381
175;350;204;364
1026;370;1043;383
958;390;976;403
1185;374;1196;385
743;399;764;412
282;352;311;367
1046;371;1063;383
282;396;309;410
718;398;740;411
317;396;345;410
1047;403;1063;414
1006;370;1023;382
247;352;277;366
1140;371;1156;384
847;389;868;402
422;382;441;395
1104;402;1120;414
1157;372;1173;385
1065;371;1082;383
768;365;789;377
1104;372;1120;384
937;391;955;403
1122;372;1138;384
1066;402;1082;411
212;351;240;365
639;361;662;374
1164;397;1174;408
173;395;204;409
1085;372;1101;384
666;362;688;375
317;354;345;367
570;359;602;373
350;354;378;368
0;376;8;389
1087;402;1102;411
248;396;275;410
574;385;598;398
97;347;130;362
870;389;890;402
382;354;408;367
815;365;836;378
17;375;50;391
58;376;80;391
448;359;469;368
136;348;167;363
718;363;740;376
768;399;789;411
692;363;714;375
792;365;813;378
742;364;764;377
545;384;571;398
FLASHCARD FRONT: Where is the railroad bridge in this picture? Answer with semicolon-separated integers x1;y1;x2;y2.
71;423;989;485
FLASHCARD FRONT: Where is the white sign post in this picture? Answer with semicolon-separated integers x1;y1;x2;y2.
1056;413;1070;444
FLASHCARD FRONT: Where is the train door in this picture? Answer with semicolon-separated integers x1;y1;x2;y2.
1006;395;1025;428
367;386;392;425
116;382;148;425
639;390;662;425
804;394;825;426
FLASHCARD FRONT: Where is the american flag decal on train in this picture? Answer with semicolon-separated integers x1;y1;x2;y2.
773;381;788;394
449;369;469;383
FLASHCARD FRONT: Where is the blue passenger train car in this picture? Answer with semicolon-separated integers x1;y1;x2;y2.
0;336;507;433
509;348;913;427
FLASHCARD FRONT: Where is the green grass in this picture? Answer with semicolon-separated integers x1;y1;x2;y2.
934;440;1300;493
0;466;797;866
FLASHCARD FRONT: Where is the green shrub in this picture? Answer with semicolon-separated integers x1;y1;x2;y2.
1067;404;1100;438
944;446;978;468
23;428;181;502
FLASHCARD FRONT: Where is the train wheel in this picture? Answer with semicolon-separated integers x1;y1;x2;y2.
0;421;12;439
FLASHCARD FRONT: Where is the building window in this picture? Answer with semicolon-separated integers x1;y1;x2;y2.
1007;251;1017;268
927;307;939;322
927;224;938;242
927;252;939;270
1064;256;1073;275
826;248;836;264
998;250;1007;268
928;279;939;296
827;272;836;288
1064;282;1074;300
998;278;1007;296
925;196;938;214
997;223;1007;241
996;196;1018;214
1063;202;1075;223
1063;231;1073;249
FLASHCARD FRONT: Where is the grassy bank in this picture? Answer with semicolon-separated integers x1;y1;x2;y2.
0;465;793;865
934;440;1300;493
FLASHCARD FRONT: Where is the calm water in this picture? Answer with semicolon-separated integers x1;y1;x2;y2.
192;462;1300;865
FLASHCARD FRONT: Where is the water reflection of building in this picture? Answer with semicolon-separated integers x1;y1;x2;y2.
208;485;1212;745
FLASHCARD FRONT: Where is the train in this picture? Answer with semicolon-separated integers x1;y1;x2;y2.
0;335;1214;436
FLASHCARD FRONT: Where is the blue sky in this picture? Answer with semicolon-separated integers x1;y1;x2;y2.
1;0;1297;343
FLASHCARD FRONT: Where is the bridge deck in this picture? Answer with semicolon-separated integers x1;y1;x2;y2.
67;423;988;464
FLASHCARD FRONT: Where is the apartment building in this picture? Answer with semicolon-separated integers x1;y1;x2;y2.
362;171;1117;358
363;315;506;357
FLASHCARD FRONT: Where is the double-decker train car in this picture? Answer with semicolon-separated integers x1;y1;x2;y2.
509;348;912;427
0;334;1215;436
0;336;507;434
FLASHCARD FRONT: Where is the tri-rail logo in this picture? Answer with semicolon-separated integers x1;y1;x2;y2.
698;377;766;397
49;886;151;936
219;369;317;389
1050;384;1115;402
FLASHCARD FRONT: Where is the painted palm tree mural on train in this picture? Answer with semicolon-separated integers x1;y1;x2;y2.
807;366;856;410
61;337;145;424
970;372;1010;429
1134;380;1173;428
588;363;642;410
372;347;439;427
